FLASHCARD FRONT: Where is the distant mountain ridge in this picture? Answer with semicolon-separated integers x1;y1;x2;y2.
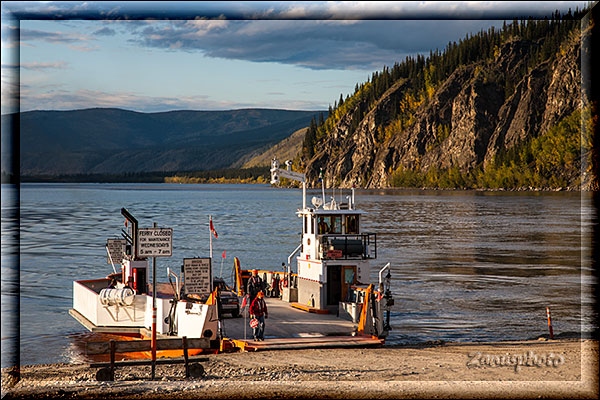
8;108;324;176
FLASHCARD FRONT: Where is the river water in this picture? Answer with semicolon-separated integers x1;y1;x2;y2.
1;183;596;367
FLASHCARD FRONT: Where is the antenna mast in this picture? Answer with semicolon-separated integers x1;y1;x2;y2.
270;158;307;209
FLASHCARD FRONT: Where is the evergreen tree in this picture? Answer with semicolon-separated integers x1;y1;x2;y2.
303;117;317;159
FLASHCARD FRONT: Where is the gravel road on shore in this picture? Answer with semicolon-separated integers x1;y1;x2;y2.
2;339;597;399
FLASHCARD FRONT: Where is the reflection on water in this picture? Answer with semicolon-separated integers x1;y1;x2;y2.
1;185;20;370
1;183;594;366
359;190;594;344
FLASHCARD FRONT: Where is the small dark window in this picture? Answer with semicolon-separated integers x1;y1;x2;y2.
330;215;342;234
346;215;359;234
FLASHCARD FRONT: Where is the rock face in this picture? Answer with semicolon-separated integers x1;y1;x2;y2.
305;31;582;188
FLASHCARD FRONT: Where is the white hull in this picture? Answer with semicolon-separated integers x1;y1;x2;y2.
72;278;218;340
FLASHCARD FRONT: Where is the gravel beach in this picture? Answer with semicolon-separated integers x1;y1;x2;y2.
2;338;597;399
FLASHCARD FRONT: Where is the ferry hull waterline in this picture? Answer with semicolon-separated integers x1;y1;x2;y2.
70;161;394;358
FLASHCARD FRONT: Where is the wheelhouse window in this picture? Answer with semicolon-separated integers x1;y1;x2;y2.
345;215;359;234
317;216;329;234
317;215;342;234
331;216;342;233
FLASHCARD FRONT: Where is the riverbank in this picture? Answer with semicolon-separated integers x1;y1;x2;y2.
10;176;590;192
2;338;597;399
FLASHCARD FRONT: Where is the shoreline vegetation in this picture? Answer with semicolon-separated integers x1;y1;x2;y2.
3;171;589;192
7;167;271;185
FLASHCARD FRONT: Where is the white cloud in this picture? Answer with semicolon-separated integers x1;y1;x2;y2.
17;86;329;113
19;28;93;45
184;16;228;37
19;61;68;70
67;44;97;52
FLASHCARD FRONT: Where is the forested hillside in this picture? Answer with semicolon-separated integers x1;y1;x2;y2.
299;11;595;190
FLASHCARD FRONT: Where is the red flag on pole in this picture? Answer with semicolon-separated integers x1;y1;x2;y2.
222;250;226;258
209;217;218;239
241;294;248;309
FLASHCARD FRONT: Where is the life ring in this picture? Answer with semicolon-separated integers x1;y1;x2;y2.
281;277;288;289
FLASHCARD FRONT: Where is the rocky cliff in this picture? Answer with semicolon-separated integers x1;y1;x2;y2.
304;26;586;189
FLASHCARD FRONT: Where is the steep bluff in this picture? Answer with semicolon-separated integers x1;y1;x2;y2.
304;28;584;189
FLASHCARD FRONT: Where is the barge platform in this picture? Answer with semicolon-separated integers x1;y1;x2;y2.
220;297;383;351
72;296;383;353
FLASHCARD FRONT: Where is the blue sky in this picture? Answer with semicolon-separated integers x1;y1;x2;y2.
1;1;590;113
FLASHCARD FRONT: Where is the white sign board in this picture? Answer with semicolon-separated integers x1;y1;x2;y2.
137;227;173;257
106;238;127;264
183;257;212;296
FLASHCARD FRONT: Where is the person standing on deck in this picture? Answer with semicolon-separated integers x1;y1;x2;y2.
249;291;268;341
247;269;264;304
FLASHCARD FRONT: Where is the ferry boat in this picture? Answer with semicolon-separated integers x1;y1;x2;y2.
269;158;393;338
69;160;393;353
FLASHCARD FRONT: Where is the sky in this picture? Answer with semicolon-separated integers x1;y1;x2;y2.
0;1;591;114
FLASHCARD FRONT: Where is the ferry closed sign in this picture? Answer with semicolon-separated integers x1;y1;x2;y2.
137;227;173;257
183;257;212;296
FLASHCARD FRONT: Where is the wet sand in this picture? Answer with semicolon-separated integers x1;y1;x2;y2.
2;338;597;399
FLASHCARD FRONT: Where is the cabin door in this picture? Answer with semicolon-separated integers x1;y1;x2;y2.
327;265;357;305
341;266;356;302
326;265;342;306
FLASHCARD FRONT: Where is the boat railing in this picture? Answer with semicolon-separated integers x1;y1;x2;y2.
319;233;376;260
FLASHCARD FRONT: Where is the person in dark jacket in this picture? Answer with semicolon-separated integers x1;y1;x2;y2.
247;269;264;303
249;291;268;341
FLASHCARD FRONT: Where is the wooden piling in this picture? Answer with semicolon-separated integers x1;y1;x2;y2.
546;307;554;339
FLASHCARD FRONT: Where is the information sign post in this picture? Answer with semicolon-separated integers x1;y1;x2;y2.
183;257;212;297
106;238;126;265
137;225;173;380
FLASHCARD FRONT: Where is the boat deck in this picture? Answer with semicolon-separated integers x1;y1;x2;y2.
220;298;354;336
220;298;384;351
72;296;383;352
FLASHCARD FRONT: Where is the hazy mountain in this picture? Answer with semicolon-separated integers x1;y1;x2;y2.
9;108;324;176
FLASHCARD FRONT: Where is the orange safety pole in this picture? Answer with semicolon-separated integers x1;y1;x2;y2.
546;307;554;339
151;223;157;379
357;284;373;335
152;305;157;360
234;257;243;296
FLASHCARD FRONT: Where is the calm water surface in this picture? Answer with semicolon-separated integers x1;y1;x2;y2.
1;183;595;366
